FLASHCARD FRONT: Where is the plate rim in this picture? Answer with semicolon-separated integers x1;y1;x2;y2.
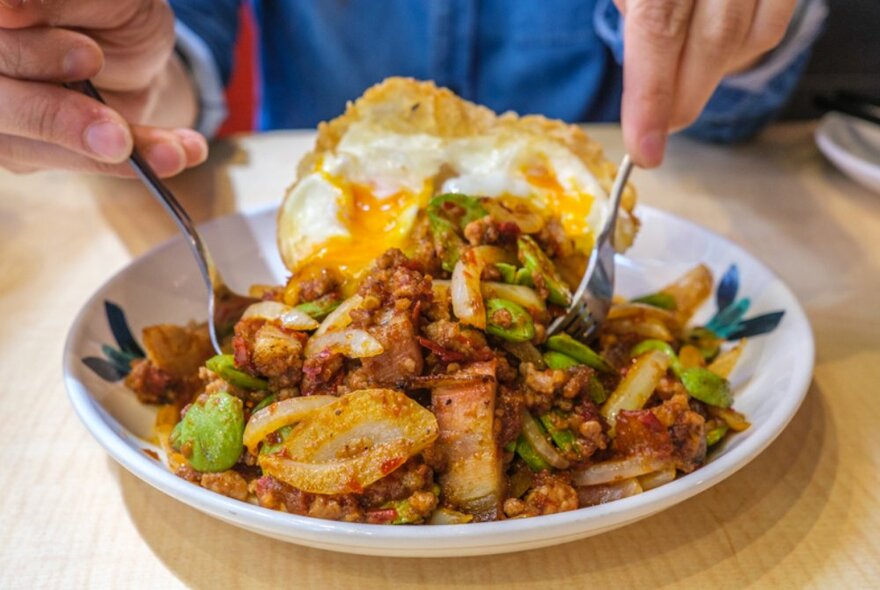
63;204;815;556
815;112;880;191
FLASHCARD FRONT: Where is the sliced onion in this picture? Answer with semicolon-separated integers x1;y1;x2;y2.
428;507;474;525
601;349;670;431
577;478;643;507
480;282;546;314
637;467;677;491
572;455;671;487
607;303;679;327
258;388;439;494
304;328;384;359
242;301;319;330
314;294;363;337
451;256;485;329
243;395;337;454
482;198;545;234
522;411;570;469
500;341;545;367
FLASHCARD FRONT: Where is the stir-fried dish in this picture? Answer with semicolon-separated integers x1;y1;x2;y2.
124;79;750;524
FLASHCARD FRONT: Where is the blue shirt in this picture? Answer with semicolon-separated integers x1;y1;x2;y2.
171;0;827;143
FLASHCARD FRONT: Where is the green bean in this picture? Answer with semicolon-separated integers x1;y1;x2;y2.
495;262;518;284
539;413;576;453
252;394;277;414
170;392;245;472
258;424;293;456
631;292;677;310
588;376;608;405
486;298;536;342
206;354;269;390
542;350;581;370
515;435;552;472
684;327;722;362
516;235;572;306
294;296;341;320
680;367;734;408
631;339;682;375
706;423;729;446
514;267;534;287
545;333;614;374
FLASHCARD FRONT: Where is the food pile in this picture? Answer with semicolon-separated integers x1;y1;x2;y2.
124;79;749;524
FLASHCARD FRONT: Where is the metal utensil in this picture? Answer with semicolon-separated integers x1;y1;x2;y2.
66;80;255;353
547;153;633;341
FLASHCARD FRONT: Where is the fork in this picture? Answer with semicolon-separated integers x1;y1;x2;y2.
547;153;633;341
65;80;256;354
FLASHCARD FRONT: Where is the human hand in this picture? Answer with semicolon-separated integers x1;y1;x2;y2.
0;0;206;177
618;0;797;167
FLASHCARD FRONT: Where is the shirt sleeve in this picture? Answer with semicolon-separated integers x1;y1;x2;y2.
593;0;829;144
170;0;241;137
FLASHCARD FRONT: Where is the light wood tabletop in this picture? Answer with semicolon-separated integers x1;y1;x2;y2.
1;123;878;589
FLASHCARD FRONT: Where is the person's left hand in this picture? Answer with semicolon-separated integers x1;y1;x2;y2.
617;0;797;167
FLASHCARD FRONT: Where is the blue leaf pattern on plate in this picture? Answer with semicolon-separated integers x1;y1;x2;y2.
716;264;739;311
703;265;785;340
82;301;145;382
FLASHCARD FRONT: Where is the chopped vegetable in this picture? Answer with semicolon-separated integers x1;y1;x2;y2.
708;339;746;378
684;327;723;361
242;300;320;330
259;389;439;495
637;467;677;491
259;425;292;456
680;367;733;408
428;508;474;525
252;394;277;413
543;351;580;370
170;391;245;472
546;333;614;374
577;478;643;506
480;196;544;233
304;327;385;359
495;262;518;284
517;235;572;306
659;264;713;323
631;292;677;310
294;295;341;321
514;267;534;287
515;435;552;472
480;282;546;315
572;455;671;487
206;354;269;390
242;395;337;454
486;298;535;342
588;376;608;405
313;294;363;336
706;423;729;446
501;341;546;368
708;406;751;431
539;412;576;453
508;466;534;498
427;194;487;271
521;411;570;469
601;349;670;432
450;246;511;330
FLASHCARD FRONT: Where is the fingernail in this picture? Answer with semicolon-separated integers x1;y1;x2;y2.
639;131;667;167
84;121;130;161
146;143;185;175
63;46;101;79
0;0;24;8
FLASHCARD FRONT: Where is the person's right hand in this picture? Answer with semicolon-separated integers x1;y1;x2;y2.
0;0;207;177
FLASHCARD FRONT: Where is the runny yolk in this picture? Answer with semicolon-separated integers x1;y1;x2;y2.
522;161;596;252
297;174;431;288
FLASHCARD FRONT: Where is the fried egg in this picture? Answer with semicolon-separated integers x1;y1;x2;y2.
278;120;609;281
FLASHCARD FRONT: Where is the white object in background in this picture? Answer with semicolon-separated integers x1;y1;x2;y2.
816;112;880;194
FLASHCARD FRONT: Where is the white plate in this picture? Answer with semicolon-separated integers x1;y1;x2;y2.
63;205;814;557
816;112;880;194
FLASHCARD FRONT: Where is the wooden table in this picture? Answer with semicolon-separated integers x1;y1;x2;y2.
1;123;878;588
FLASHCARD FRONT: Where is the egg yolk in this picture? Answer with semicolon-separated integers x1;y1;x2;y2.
296;172;432;287
522;160;596;252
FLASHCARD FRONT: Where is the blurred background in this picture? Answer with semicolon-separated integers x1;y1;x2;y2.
216;2;880;137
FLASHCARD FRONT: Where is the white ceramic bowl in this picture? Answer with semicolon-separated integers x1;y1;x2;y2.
815;112;880;194
63;205;813;557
